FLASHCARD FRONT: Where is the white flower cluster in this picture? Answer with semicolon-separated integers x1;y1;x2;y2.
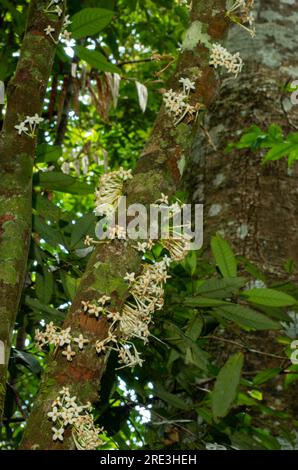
81;196;191;369
48;387;104;450
209;44;243;78
82;295;111;318
95;168;133;218
227;0;255;37
89;258;171;369
35;322;89;361
14;114;44;138
163;76;202;126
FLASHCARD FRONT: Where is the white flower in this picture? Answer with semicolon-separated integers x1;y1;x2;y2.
62;345;76;361
98;295;111;305
124;272;135;283
58;327;71;347
54;5;62;16
63;14;72;28
162;255;172;267
64;395;77;408
179;77;196;93
84;235;95;246
61;30;72;41
74;334;89;350
209;44;243;77
81;300;91;312
14;121;28;135
52;427;64;442
47;406;59;422
136;242;148;253
44;25;55;36
155;193;169;205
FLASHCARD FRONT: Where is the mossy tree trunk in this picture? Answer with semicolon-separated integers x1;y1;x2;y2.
20;0;233;450
0;0;66;420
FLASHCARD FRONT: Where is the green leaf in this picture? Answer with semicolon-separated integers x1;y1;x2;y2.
35;268;54;304
185;315;203;341
194;277;246;299
154;383;191;410
211;234;237;278
70;8;114;39
34;194;61;223
164;321;209;370
13;350;42;376
70;213;97;248
212;353;244;419
214;304;280;330
252;368;282;386
76;45;120;74
25;296;64;323
242;288;296;307
263;133;298;166
60;271;80;300
33;215;65;248
184;297;230;307
34;171;95;195
36;144;62;163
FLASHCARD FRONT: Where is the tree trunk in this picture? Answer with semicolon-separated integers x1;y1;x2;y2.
186;0;298;418
0;0;66;420
20;0;232;450
188;0;298;275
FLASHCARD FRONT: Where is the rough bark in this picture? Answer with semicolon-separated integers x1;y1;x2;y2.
20;0;232;450
188;0;298;276
0;0;66;420
186;0;298;420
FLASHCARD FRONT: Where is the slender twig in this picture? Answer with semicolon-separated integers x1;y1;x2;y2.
206;335;287;360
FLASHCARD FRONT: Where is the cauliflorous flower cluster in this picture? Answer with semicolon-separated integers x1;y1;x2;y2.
48;387;104;450
81;196;192;369
226;0;255;37
95;168;133;217
209;44;243;77
163;76;202;126
14;114;44;138
81;295;111;318
90;258;171;369
35;322;89;361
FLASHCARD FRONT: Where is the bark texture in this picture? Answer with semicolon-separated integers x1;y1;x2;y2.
0;0;66;420
188;0;298;276
20;0;232;450
186;0;298;420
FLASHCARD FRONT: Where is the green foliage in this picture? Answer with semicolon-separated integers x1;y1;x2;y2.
227;124;298;167
1;0;297;452
70;8;115;39
75;46;121;73
212;353;244;420
211;233;237;278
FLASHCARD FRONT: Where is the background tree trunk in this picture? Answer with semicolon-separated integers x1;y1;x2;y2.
188;0;298;275
186;0;298;420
